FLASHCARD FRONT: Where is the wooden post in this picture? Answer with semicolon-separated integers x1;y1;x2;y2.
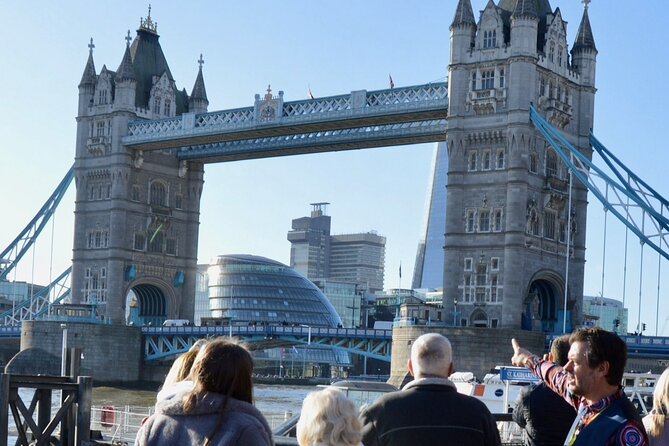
74;376;92;445
36;388;52;443
0;373;9;446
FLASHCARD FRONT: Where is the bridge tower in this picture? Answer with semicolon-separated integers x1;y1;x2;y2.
71;10;206;324
443;0;597;331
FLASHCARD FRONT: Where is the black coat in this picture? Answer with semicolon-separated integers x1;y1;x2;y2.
360;378;501;446
512;383;577;446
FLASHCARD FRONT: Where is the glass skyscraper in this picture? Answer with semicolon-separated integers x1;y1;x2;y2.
412;142;448;290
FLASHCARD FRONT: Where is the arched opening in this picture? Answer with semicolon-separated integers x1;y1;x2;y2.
471;309;488;328
522;278;560;332
126;284;167;326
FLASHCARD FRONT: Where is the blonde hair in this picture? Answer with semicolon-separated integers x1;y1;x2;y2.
162;349;199;389
296;387;362;446
647;367;669;438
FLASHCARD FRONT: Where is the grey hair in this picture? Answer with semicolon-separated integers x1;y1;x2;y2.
410;333;453;378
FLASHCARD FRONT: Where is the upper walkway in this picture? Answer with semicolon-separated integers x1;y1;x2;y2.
122;83;449;162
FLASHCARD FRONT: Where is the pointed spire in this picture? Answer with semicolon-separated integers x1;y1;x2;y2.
190;54;208;101
572;3;597;53
116;38;136;82
451;0;476;28
79;38;97;87
512;0;538;19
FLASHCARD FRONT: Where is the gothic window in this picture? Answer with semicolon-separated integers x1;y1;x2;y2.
149;181;167;206
471;71;477;91
479;210;491;232
464;258;473;271
491;257;500;271
549;82;554;99
483;30;497;48
106;184;111;199
529;152;538;173
549;43;555;62
153;97;161;114
475;264;487;304
488;275;498;303
493;208;503;232
96;121;105;137
496;150;505;169
544;211;556;239
131;185;141;202
482;70;494;89
87;229;109;248
564;88;570;105
557;85;562;102
466;209;476;233
498;68;505;88
558;46;563;67
98;89;108;105
463;275;472;302
175;193;183;210
163;99;171;116
546;150;558;177
148;230;164;253
83;265;107;303
133;233;146;251
482;151;491;170
559;220;567;243
468;152;477;171
540;77;546;97
166;237;177;255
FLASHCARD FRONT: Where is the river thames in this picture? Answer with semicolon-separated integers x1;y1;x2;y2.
92;383;315;428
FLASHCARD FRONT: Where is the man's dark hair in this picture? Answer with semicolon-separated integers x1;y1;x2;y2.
569;327;626;386
550;334;571;366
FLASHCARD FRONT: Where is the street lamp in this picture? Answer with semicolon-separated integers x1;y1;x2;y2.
453;299;459;327
300;324;311;377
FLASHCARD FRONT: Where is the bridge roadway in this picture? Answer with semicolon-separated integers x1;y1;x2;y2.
3;324;669;363
122;83;449;162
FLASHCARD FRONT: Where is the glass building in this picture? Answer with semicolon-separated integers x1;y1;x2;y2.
412;141;448;290
208;254;342;327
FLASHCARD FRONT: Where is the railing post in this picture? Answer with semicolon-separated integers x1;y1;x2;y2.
182;112;196;131
350;90;367;109
75;377;92;445
0;374;8;446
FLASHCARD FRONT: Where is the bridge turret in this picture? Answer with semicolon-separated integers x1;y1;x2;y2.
114;34;137;111
510;0;539;57
188;54;209;114
571;3;597;87
78;38;97;116
449;0;476;65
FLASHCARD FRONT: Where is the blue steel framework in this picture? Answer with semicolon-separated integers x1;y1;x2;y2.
142;325;393;362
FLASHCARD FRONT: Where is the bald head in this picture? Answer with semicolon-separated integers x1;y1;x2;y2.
410;333;453;379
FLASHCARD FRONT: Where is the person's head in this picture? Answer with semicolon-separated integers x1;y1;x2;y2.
408;333;454;379
564;327;626;399
163;349;199;389
296;387;362;446
549;334;571;366
188;337;254;404
647;367;669;438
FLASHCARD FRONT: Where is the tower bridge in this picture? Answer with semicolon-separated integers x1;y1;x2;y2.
3;1;669;381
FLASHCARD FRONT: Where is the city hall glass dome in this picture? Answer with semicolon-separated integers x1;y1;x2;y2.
208;254;343;327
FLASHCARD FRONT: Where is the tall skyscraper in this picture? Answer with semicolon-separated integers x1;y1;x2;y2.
288;204;386;293
412;142;448;290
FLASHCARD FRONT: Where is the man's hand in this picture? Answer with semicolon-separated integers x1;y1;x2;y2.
511;338;534;368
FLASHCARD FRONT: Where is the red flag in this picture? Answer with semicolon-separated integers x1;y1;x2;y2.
389;74;395;89
308;86;315;100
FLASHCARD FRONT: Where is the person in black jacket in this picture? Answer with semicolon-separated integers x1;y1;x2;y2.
513;334;576;446
360;333;501;446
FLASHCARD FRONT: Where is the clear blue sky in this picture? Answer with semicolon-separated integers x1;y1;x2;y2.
1;1;668;333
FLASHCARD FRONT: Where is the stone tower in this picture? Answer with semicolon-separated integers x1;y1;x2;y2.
443;0;597;331
71;10;207;324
